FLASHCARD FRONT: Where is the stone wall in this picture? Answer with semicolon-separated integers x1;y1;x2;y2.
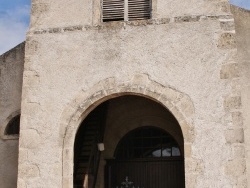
17;0;249;187
19;12;244;188
231;5;250;188
0;42;25;188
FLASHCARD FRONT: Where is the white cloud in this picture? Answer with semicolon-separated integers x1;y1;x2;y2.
0;5;30;55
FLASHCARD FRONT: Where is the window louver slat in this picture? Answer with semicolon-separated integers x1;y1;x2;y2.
128;3;150;6
128;10;150;12
103;0;124;22
128;1;150;3
128;6;150;8
128;8;150;11
103;9;124;12
103;4;124;6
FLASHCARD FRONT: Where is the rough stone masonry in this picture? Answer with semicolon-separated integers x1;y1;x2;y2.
0;0;250;188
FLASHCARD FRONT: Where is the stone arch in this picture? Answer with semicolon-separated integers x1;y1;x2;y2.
61;74;196;188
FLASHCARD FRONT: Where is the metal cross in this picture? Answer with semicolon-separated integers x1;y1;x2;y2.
121;176;133;188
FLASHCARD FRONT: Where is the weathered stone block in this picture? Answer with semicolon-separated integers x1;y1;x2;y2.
144;81;165;99
18;149;28;163
171;107;186;124
62;177;73;188
18;164;40;179
144;88;161;99
79;99;93;111
225;128;244;143
177;95;195;118
49;163;62;176
218;32;236;49
161;88;182;104
63;149;74;162
19;129;41;149
185;174;198;188
233;145;245;158
89;90;106;103
181;121;195;143
17;178;26;188
220;19;235;31
118;82;132;93
184;143;192;158
158;94;174;110
131;74;149;85
63;161;73;177
31;3;49;15
101;77;116;90
220;63;240;79
237;176;247;188
25;40;39;54
225;158;246;177
232;111;243;127
224;96;241;110
185;159;204;174
231;79;241;95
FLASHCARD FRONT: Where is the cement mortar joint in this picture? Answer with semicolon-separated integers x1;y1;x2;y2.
31;14;233;35
60;74;196;188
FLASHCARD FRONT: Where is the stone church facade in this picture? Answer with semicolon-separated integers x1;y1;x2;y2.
0;0;250;188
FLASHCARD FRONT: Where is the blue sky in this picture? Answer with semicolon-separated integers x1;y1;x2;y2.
231;0;250;10
0;0;250;54
0;0;30;54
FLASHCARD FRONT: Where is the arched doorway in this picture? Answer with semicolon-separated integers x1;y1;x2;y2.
73;95;185;188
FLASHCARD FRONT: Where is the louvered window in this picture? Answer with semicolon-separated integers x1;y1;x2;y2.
102;0;151;22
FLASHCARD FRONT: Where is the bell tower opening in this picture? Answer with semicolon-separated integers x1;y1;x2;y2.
74;95;185;188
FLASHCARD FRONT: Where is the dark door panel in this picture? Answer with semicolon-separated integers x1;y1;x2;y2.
105;159;185;188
